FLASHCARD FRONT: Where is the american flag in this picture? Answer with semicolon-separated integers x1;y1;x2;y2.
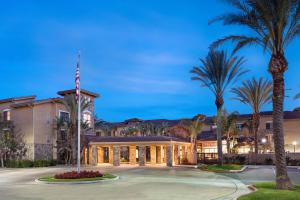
75;54;80;101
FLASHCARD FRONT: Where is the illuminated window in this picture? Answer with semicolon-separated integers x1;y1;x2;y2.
3;109;11;121
83;112;92;127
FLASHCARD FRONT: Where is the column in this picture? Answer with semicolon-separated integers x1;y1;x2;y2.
138;145;146;166
182;145;187;162
91;145;97;166
174;145;179;165
113;145;120;166
150;145;157;165
129;145;136;165
109;146;113;164
166;144;173;167
97;147;104;164
156;146;162;164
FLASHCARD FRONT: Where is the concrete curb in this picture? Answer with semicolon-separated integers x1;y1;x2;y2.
35;175;119;185
229;166;248;173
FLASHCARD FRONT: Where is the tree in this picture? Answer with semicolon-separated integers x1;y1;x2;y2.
220;110;239;154
210;0;299;188
232;77;272;154
61;94;92;165
95;119;113;136
0;119;27;167
180;115;205;164
191;49;247;165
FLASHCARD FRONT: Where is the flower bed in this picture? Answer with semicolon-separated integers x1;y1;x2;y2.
54;170;103;179
38;172;117;183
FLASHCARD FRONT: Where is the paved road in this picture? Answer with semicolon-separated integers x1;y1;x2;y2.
223;165;300;185
0;166;250;200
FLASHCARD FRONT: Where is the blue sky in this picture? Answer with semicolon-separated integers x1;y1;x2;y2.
1;0;300;122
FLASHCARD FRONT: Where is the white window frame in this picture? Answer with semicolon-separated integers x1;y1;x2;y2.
58;110;70;121
3;109;11;121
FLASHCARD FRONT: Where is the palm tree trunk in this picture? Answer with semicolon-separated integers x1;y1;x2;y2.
269;54;293;189
226;137;230;154
215;96;223;165
253;113;260;154
216;108;223;165
193;138;198;164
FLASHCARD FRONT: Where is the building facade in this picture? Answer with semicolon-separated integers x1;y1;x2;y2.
0;89;98;161
1;89;300;166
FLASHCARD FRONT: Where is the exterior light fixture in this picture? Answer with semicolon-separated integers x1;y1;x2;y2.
261;138;267;144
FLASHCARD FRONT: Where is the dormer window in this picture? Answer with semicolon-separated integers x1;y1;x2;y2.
3;109;11;121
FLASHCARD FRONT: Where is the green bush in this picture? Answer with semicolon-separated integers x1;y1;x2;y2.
265;158;273;165
5;160;57;168
20;160;34;168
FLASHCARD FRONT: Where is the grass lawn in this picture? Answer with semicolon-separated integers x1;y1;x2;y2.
199;164;243;173
39;173;117;183
238;182;300;200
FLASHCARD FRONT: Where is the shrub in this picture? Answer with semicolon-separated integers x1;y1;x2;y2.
54;171;103;179
265;158;273;165
33;160;49;167
20;160;34;168
235;155;246;165
4;159;57;168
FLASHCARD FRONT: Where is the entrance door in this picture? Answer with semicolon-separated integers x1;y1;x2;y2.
103;147;109;163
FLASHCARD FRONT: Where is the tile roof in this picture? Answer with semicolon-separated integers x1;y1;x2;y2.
10;98;63;108
0;95;36;104
57;89;99;98
85;135;189;143
197;130;217;141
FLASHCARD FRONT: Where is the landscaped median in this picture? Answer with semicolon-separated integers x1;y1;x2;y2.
238;182;300;200
37;170;118;184
199;164;245;173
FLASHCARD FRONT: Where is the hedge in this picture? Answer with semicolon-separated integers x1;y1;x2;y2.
5;160;57;168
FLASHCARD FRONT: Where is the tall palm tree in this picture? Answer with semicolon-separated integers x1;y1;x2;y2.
181;114;206;164
210;0;299;188
220;110;239;154
62;94;91;165
191;49;247;165
232;77;272;154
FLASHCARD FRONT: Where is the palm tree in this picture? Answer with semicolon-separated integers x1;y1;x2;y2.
62;94;91;165
191;49;247;165
210;0;300;189
232;77;272;154
221;110;239;154
181;114;205;164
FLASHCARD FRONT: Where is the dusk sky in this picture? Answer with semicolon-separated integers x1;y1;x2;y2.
1;0;300;122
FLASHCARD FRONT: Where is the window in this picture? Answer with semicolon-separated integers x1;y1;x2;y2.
83;112;91;127
266;121;273;130
236;123;243;131
59;111;70;123
3;109;11;121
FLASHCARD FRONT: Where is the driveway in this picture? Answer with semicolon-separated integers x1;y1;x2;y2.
222;165;300;185
0;166;250;200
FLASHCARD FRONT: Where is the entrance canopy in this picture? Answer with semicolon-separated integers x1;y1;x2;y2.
84;136;192;167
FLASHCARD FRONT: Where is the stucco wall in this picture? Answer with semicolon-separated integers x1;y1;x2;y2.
12;107;34;160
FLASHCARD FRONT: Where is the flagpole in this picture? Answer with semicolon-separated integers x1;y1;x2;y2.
77;53;81;174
